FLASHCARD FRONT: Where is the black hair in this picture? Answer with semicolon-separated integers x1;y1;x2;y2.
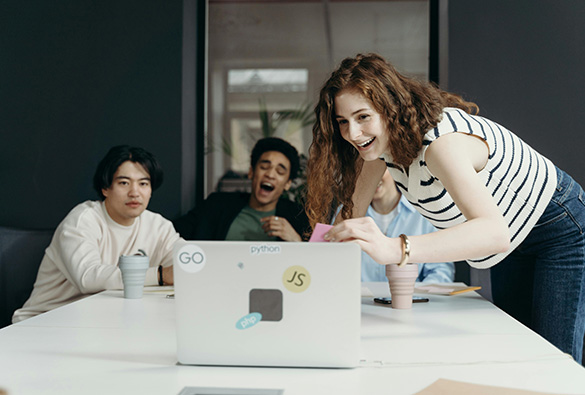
250;137;300;180
93;145;163;200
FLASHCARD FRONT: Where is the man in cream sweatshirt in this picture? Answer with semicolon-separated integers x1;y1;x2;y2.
12;145;181;323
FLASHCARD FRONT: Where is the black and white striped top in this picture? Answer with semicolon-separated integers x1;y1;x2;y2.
382;107;557;268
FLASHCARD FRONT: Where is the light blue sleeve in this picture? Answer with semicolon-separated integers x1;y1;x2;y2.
334;205;388;282
360;249;388;282
417;260;455;283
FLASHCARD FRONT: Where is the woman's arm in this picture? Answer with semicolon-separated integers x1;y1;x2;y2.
326;133;510;265
333;159;386;224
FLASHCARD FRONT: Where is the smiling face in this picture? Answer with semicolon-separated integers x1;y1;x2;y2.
334;89;390;161
102;161;152;226
248;151;292;212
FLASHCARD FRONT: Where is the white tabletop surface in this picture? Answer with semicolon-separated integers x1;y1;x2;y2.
1;283;584;395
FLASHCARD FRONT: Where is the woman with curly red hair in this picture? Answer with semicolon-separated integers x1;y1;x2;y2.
306;53;585;363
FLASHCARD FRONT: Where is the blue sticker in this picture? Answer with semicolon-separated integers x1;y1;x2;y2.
236;312;262;330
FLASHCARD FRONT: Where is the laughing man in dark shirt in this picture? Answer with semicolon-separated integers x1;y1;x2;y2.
173;137;309;241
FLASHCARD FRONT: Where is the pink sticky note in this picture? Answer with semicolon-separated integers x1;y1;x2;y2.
309;223;333;242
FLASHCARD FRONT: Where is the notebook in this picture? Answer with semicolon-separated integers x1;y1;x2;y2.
173;240;361;368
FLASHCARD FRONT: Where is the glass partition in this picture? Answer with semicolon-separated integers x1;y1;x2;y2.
206;0;430;195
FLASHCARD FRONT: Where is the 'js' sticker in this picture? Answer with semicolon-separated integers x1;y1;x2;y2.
236;312;262;330
282;265;311;293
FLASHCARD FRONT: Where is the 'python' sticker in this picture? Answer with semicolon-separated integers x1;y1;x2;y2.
282;265;311;293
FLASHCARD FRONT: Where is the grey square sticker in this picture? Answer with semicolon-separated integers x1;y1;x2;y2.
249;289;283;322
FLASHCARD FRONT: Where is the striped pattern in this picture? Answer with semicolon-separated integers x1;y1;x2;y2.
383;108;556;268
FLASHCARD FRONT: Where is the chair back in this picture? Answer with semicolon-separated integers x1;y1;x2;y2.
0;226;53;328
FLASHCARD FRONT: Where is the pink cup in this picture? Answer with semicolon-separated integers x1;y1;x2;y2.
386;263;419;309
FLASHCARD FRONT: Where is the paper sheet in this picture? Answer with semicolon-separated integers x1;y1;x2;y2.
361;286;374;298
415;379;565;395
309;223;333;242
415;284;481;296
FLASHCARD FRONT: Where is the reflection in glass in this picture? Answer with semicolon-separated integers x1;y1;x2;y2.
228;69;308;93
207;0;429;195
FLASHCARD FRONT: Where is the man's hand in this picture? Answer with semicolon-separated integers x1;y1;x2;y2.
260;215;302;242
162;265;174;285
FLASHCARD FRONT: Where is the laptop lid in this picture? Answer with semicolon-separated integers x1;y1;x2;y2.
174;241;361;368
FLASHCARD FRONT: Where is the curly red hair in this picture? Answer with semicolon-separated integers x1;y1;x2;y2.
306;53;478;230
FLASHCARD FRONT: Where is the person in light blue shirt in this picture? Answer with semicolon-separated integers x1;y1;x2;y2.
341;168;455;283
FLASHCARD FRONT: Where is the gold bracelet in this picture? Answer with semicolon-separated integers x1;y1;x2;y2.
398;234;410;267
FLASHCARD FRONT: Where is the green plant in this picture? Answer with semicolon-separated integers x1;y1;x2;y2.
258;97;314;139
209;97;313;202
208;97;313;159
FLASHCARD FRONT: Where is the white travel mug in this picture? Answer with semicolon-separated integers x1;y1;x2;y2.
118;251;149;299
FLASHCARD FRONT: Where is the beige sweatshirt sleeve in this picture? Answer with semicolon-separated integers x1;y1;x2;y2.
49;209;123;293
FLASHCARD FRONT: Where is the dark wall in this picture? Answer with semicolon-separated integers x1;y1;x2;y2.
448;0;585;186
0;0;183;229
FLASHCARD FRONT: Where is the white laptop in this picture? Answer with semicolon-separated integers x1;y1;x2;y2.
173;240;361;368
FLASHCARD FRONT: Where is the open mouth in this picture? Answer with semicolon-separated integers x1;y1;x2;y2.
357;137;375;148
260;182;275;192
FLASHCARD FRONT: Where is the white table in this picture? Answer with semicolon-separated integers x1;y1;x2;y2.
1;283;584;394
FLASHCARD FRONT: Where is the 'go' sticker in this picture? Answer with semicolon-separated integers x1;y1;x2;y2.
176;244;206;273
282;265;311;293
236;312;262;330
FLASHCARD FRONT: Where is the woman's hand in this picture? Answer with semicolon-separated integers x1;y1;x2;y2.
324;217;402;265
261;215;302;242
